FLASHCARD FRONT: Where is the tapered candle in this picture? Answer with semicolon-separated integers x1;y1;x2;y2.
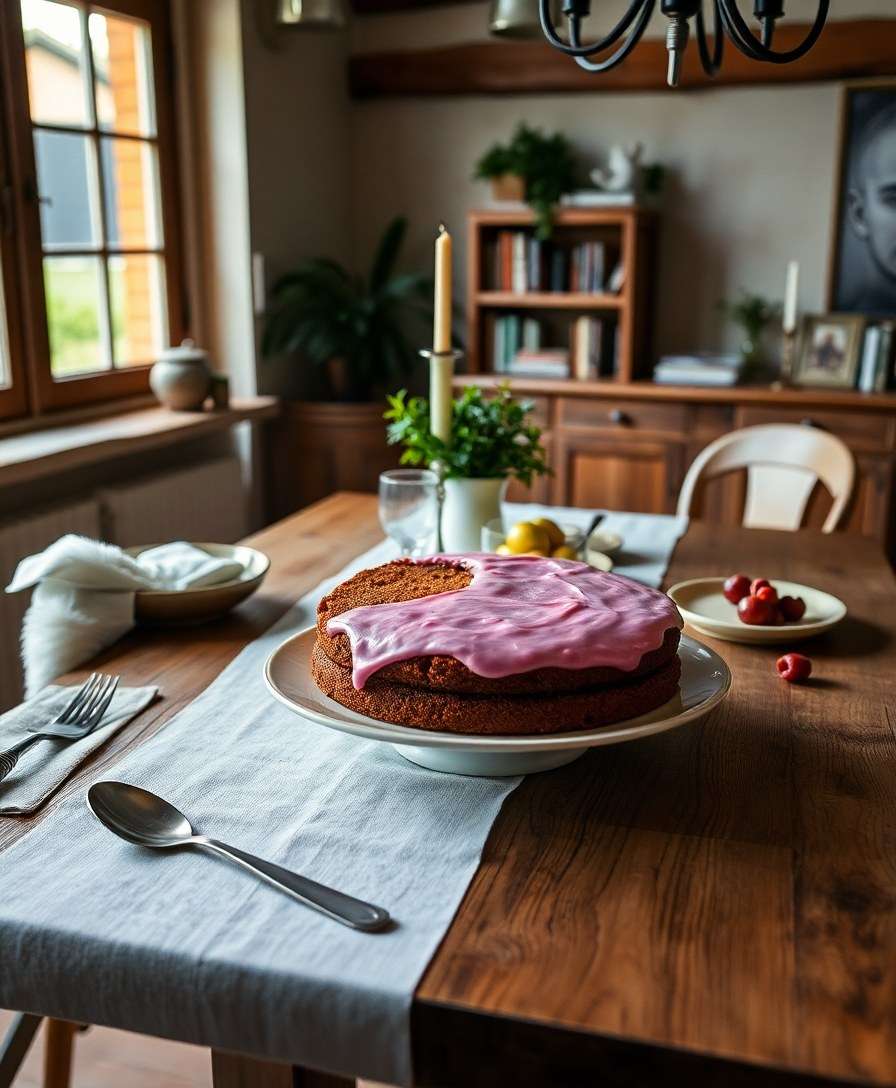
783;260;799;335
430;223;454;444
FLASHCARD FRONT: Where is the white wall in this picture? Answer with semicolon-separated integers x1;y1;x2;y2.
348;0;894;358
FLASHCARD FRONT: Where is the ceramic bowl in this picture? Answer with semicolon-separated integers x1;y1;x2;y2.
126;543;270;625
481;517;585;557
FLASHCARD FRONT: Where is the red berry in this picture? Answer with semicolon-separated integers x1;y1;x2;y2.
778;595;806;623
737;594;775;625
776;653;812;683
750;578;772;595
756;585;778;605
723;573;751;604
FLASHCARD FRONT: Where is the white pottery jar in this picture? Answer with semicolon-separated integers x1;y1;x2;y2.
441;476;508;553
150;339;212;411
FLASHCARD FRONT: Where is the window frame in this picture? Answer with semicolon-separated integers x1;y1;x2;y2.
0;0;185;417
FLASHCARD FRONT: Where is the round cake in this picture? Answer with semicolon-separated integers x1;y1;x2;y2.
311;553;683;736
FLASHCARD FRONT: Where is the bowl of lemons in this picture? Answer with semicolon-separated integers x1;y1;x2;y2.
481;516;584;560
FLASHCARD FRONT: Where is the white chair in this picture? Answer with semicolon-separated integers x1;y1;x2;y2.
676;423;855;533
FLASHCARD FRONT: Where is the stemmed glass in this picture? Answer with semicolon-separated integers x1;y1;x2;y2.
378;469;440;557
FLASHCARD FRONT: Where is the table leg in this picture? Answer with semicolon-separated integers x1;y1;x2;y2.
211;1050;354;1088
0;1013;42;1088
43;1019;78;1088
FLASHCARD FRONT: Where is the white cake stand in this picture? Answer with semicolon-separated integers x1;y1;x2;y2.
264;628;731;777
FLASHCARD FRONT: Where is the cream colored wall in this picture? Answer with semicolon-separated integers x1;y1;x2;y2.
349;0;895;358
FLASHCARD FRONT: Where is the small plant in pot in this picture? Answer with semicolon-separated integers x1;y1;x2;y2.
385;383;550;551
718;290;782;380
474;123;578;240
262;216;432;402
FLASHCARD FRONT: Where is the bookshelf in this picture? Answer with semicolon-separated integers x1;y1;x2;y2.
466;207;656;384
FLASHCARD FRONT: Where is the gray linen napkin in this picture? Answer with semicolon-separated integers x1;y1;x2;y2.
0;684;158;815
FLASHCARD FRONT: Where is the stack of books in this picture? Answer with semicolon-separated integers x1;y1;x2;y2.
488;313;618;380
653;353;743;387
857;322;896;392
491;231;623;295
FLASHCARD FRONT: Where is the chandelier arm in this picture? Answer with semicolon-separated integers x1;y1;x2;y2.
718;0;829;62
695;0;724;75
570;0;655;72
538;0;645;59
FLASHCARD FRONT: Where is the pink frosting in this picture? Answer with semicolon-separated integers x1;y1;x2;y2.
326;553;682;690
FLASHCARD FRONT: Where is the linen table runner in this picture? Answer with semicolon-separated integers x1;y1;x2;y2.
0;511;685;1086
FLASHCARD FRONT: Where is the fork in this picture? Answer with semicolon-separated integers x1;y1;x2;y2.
0;673;120;783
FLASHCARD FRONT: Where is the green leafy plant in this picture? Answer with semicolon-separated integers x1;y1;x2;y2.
474;123;578;239
262;216;432;402
384;383;550;486
719;290;782;346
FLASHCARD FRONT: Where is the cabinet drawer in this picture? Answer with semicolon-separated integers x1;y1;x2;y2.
558;398;687;435
737;406;895;452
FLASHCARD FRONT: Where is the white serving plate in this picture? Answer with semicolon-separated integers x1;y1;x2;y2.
264;629;731;777
667;577;846;645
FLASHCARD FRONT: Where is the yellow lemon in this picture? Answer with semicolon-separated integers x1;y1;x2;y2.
551;544;578;560
530;516;565;549
504;521;551;555
495;544;514;556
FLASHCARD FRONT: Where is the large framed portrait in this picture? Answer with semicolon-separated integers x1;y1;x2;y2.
828;81;896;317
792;314;866;389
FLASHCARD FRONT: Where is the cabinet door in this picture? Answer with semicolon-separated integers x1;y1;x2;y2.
555;434;684;513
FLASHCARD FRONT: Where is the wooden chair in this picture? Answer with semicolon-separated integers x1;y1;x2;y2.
676;423;855;532
0;1016;80;1088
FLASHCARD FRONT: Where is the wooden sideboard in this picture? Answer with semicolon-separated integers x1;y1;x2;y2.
457;376;896;558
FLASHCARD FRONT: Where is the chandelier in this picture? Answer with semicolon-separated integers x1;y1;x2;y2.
538;0;831;87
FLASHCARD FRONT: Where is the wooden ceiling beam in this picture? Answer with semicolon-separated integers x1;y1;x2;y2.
349;19;896;98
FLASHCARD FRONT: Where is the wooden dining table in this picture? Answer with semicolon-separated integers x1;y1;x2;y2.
2;491;895;1088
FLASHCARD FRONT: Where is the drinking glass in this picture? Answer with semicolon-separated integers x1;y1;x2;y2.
379;469;440;556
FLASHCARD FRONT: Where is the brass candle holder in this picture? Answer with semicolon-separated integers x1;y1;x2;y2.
420;347;463;554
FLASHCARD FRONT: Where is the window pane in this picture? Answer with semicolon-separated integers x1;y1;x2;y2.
34;129;101;250
102;137;162;248
21;0;91;128
89;12;155;137
0;271;11;390
44;255;110;376
109;254;167;366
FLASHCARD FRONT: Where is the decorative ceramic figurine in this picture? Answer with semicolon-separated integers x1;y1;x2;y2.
590;142;644;194
150;340;212;411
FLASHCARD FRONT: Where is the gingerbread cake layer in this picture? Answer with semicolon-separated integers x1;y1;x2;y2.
311;641;682;735
317;560;680;695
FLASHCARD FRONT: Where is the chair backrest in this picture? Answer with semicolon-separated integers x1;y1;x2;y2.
676;424;855;533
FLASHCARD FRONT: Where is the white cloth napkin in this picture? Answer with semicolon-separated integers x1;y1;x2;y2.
5;536;244;697
0;682;158;815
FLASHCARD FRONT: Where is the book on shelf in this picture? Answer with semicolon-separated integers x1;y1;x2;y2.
653;352;743;387
857;322;895;392
572;316;613;380
489;230;619;295
560;190;638;207
508;349;570;379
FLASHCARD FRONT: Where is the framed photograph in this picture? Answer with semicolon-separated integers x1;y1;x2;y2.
828;81;896;317
793;314;866;388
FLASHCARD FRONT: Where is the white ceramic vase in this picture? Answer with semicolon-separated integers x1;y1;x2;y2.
441;476;508;553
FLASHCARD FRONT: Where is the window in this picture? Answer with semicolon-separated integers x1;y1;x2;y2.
0;0;183;417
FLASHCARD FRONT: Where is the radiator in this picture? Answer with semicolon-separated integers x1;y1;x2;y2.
0;498;102;711
98;456;248;547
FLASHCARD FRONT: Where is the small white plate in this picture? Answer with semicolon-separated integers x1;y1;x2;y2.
264;629;731;777
587;529;623;556
667;577;847;645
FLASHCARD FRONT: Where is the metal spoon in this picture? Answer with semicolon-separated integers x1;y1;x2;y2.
87;781;391;932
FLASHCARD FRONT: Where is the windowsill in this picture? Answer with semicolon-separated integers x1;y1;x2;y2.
0;396;279;488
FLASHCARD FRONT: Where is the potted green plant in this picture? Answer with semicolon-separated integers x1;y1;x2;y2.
474;123;578;239
262;217;432;516
719;290;782;378
263;216;431;401
385;383;549;550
